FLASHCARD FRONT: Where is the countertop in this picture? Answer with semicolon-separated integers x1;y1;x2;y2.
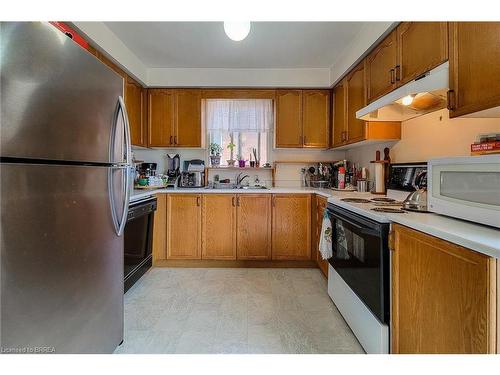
130;186;500;259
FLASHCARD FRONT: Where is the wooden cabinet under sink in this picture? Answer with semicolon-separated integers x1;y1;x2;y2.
202;194;237;260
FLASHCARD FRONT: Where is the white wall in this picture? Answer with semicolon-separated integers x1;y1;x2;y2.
346;109;500;180
71;22;148;84
148;68;331;88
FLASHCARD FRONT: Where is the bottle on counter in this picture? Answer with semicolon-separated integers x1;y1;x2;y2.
338;166;346;189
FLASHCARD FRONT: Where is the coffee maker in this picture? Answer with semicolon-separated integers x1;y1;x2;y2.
165;153;180;188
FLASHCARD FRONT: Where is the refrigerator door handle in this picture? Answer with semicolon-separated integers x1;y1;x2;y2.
108;165;132;236
110;96;132;165
109;96;132;236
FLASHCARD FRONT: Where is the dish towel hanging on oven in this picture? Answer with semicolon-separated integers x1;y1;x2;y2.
319;210;332;260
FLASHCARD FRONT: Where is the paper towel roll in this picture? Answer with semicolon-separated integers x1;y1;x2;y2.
374;163;385;193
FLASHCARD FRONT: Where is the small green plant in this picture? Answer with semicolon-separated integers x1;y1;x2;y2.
209;143;223;156
227;142;236;160
236;154;244;161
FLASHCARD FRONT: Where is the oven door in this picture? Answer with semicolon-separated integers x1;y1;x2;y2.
124;197;156;291
327;205;390;323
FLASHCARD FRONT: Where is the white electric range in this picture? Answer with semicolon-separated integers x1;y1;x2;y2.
325;163;427;354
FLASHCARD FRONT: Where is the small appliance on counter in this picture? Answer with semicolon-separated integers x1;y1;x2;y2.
165;153;180;188
427;155;500;228
180;159;205;188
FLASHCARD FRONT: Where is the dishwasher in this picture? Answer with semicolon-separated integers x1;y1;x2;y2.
124;196;157;292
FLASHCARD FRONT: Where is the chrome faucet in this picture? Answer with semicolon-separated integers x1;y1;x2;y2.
236;172;250;187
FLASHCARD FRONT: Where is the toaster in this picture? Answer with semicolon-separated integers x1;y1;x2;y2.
180;171;204;188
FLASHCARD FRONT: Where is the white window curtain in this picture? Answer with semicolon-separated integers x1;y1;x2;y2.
206;99;273;132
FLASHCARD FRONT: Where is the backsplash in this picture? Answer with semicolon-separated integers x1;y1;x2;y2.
347;108;500;180
133;146;346;187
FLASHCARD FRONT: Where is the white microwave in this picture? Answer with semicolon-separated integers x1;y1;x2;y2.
428;155;500;228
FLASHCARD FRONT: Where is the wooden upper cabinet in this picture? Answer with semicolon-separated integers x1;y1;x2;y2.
302;90;330;148
366;30;398;103
202;194;236;260
272;194;311;260
332;82;346;147
166;194;202;259
175;89;202;147
236;194;272;260
345;62;366;143
275;90;303;148
125;77;148;147
391;224;496;354
448;22;500;118
396;22;448;86
148;89;175;147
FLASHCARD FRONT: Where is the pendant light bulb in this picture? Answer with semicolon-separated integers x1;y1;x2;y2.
224;22;251;41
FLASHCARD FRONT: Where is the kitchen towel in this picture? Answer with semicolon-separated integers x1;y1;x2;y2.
319;210;333;260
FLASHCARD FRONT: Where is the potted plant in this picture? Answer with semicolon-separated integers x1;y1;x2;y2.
226;142;236;167
237;154;246;168
209;143;222;167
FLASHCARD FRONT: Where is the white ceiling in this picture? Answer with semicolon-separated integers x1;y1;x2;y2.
104;22;367;69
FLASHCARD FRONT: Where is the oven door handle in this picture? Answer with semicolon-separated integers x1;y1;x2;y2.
328;210;380;237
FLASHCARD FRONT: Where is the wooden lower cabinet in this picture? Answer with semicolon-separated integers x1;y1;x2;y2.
166;194;202;259
202;194;236;260
236;194;272;260
391;224;497;354
152;193;167;263
313;195;329;277
272;194;311;260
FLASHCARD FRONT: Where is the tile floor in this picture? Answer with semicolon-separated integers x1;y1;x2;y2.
115;267;364;354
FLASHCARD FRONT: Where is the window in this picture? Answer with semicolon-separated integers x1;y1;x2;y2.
206;99;273;165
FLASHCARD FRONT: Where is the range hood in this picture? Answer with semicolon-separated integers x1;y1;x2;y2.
356;62;449;122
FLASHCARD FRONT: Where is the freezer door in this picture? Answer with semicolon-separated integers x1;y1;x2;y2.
0;163;124;353
0;22;125;164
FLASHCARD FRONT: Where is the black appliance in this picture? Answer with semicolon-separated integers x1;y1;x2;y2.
139;162;157;177
327;204;390;323
124;196;157;292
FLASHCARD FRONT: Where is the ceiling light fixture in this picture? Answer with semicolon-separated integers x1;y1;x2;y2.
223;22;251;41
401;94;415;106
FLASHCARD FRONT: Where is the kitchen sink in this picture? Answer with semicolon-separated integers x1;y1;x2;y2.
205;185;269;190
235;186;269;190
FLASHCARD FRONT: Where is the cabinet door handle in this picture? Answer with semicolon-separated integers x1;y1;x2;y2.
170;135;173;145
390;69;395;84
395;65;401;81
237;196;240;207
272;195;276;207
196;196;201;206
174;135;177;145
447;90;455;111
303;135;307;145
232;196;235;207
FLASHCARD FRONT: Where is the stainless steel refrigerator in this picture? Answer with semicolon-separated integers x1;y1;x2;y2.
0;22;132;353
